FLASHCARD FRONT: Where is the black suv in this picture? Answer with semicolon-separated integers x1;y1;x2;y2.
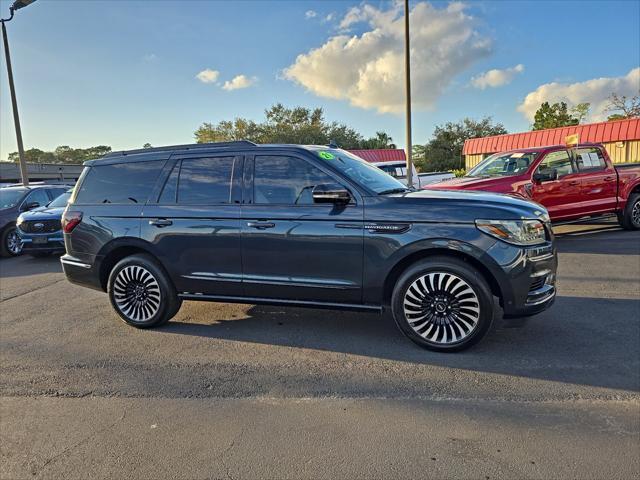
61;142;557;351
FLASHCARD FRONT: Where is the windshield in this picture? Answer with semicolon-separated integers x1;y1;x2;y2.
319;149;407;194
0;188;27;210
48;191;72;208
467;152;538;177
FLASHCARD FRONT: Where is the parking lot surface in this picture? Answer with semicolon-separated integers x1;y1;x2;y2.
1;221;639;479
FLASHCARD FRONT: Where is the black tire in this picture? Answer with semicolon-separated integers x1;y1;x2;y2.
107;253;181;328
28;250;53;258
391;256;494;352
0;225;23;257
618;193;640;231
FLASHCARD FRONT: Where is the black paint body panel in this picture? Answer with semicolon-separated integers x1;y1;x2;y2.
62;144;557;317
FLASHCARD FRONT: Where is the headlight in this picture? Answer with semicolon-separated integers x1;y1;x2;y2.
475;219;546;246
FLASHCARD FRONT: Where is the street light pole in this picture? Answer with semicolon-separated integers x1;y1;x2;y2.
404;0;413;188
1;0;37;186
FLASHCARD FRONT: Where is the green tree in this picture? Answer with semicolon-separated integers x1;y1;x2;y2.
9;145;112;164
359;131;396;149
532;102;580;130
421;117;508;172
570;103;590;124
606;93;640;120
8;148;55;163
194;103;393;149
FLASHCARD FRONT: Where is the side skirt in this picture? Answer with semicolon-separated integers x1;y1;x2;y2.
178;293;384;313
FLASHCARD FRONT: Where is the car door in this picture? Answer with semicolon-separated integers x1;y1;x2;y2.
572;146;618;215
241;153;364;304
530;149;583;221
141;154;243;297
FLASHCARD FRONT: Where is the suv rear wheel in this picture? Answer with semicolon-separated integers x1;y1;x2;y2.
107;254;181;328
391;256;494;352
618;193;640;231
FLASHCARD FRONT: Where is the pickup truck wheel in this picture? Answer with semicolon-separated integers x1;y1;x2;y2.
107;254;181;328
619;193;640;231
391;257;494;352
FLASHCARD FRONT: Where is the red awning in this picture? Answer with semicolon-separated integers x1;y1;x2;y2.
463;118;640;155
348;149;406;163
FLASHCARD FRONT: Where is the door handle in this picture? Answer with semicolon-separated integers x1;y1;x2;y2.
149;218;173;227
247;221;275;230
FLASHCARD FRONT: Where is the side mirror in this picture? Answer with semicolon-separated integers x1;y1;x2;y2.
312;183;351;204
533;168;558;183
23;201;40;211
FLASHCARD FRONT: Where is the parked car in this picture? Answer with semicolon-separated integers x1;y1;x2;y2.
61;141;557;352
426;143;640;229
0;184;70;257
375;160;455;187
17;189;72;257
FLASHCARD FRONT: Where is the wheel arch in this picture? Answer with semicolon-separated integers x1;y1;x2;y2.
382;247;504;307
96;237;167;291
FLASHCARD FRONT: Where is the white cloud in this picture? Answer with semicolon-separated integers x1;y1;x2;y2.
195;69;220;84
284;2;492;114
471;64;524;89
222;74;257;91
305;10;317;19
517;68;640;122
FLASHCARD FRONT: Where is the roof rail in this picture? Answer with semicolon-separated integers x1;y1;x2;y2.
103;140;257;158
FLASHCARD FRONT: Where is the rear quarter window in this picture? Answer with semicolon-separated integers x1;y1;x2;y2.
74;161;164;204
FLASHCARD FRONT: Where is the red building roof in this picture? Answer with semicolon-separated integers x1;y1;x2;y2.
463;118;640;155
348;149;406;163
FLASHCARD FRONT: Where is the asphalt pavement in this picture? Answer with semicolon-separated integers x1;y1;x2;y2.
1;221;639;479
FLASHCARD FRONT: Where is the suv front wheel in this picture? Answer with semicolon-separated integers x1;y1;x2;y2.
391;256;494;352
107;254;181;328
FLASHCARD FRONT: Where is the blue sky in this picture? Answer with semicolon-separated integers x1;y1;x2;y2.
0;0;639;159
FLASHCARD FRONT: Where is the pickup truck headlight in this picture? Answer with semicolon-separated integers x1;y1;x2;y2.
475;219;546;246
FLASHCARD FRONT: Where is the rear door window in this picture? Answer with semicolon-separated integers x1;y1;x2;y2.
74;161;164;204
574;147;607;171
177;157;235;205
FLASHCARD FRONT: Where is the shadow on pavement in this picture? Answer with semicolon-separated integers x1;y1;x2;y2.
0;254;62;278
162;293;640;393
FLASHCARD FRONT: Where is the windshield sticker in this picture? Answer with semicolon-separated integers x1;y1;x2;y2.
318;151;335;160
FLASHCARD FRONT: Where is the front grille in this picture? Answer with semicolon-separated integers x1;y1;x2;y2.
19;219;61;234
529;275;546;292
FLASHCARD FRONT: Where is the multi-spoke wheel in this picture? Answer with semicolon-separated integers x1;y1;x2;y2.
392;257;494;352
619;193;640;231
403;272;480;344
107;254;181;328
1;226;23;257
113;265;162;323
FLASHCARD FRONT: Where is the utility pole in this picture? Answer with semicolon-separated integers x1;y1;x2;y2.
404;0;413;188
1;0;37;186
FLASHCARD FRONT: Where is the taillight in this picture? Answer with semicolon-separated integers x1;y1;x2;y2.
62;211;83;233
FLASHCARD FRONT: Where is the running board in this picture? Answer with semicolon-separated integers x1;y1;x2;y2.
178;293;384;313
552;213;617;226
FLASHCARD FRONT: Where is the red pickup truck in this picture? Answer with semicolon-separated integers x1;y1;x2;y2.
426;143;640;229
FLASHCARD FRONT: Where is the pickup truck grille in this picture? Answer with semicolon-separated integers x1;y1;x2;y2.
19;219;61;234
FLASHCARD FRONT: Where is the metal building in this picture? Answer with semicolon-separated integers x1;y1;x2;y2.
463;118;640;170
